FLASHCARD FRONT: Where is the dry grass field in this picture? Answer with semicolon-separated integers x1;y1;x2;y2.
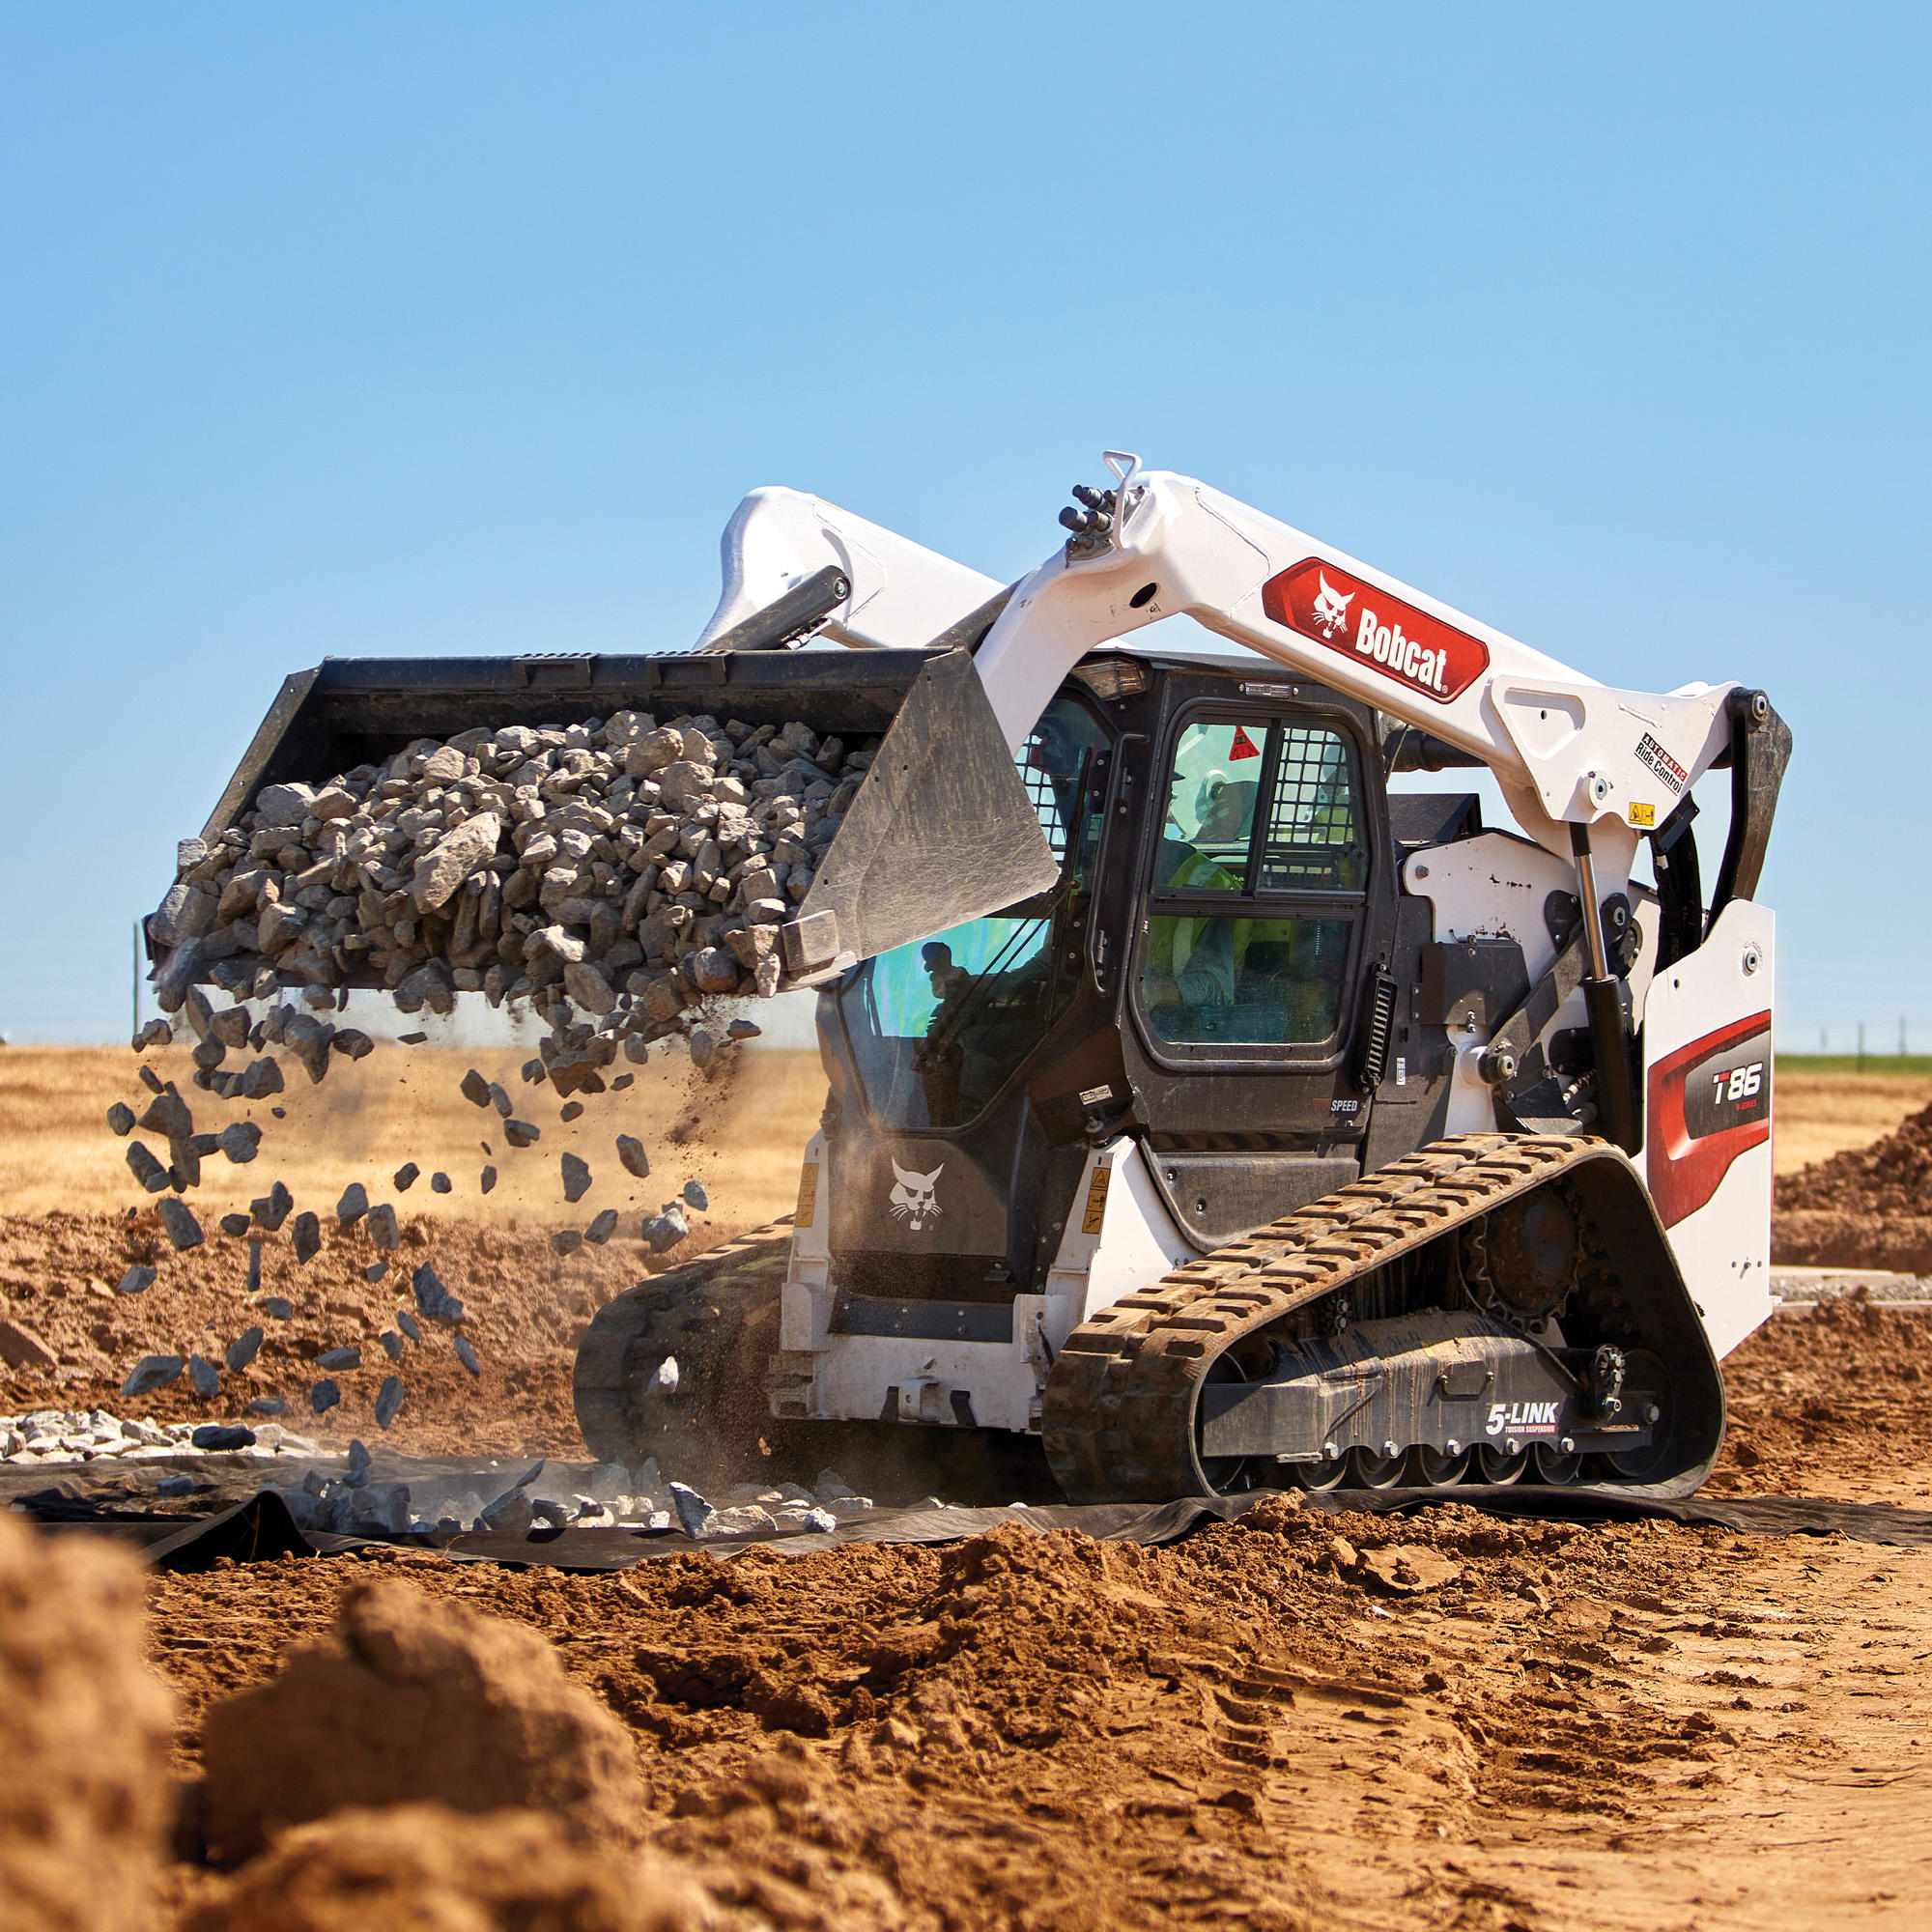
0;1042;828;1232
0;1046;1915;1227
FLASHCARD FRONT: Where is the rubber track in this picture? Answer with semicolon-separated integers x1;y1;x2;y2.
1042;1134;1612;1504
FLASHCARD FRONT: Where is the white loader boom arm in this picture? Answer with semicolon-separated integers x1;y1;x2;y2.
704;458;1741;894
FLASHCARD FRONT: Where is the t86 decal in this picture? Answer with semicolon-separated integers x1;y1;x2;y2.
1646;1011;1773;1227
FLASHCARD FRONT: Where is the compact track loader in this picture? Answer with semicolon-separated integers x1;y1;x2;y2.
190;456;1790;1502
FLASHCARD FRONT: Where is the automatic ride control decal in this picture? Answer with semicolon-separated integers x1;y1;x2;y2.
1261;558;1491;704
1646;1010;1773;1227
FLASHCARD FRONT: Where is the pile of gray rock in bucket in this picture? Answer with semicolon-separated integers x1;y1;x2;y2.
147;709;876;1041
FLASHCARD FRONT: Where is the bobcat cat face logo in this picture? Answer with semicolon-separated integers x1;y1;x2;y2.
888;1160;944;1232
1311;573;1355;639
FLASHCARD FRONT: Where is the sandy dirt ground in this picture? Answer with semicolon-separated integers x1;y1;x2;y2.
1775;1070;1932;1175
8;1049;1932;1926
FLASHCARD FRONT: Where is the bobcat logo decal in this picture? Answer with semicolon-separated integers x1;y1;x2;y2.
1310;572;1355;639
888;1160;945;1232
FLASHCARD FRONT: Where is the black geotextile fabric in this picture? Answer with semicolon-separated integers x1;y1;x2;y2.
22;1484;1932;1574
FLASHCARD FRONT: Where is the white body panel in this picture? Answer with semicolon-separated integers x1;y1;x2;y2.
1642;900;1776;1359
696;485;1000;651
777;1138;1194;1432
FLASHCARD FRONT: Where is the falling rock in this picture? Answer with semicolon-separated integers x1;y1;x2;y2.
615;1135;650;1179
226;1326;264;1372
687;947;741;995
394;1162;420;1192
191;1424;255;1452
480;1165;497;1194
260;1296;295;1321
316;1347;361;1372
397;1309;424;1344
239;1056;285;1100
217;1121;262;1164
133;1017;173;1051
365;1261;388;1283
245;1397;287;1417
187;1353;220;1398
375;1374;404;1430
551;1230;582;1256
135;1089;191;1140
454;1334;481;1379
583;1208;619;1245
336;1182;369;1226
123;1355;184;1398
411;1263;464;1325
365;1203;400;1250
345;1438;373;1487
380;1330;404;1361
219;1212;251;1237
291;1211;322;1264
682;1179;708;1212
154;1475;194;1498
559;1100;584;1123
430;1172;451;1194
480;1488;534;1536
116;1265;156;1296
460;1068;491;1108
560;1152;592;1204
668;1482;716;1538
331;1029;374;1061
641;1203;688;1253
106;1101;135;1136
412;810;504;913
503;1119;539;1149
157;1198;203;1251
309;1378;341;1415
726;1018;762;1039
252;1180;295;1231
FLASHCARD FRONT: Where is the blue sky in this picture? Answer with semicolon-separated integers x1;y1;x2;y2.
1;4;1924;1049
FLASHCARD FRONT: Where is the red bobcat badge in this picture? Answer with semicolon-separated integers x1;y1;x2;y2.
1263;559;1490;704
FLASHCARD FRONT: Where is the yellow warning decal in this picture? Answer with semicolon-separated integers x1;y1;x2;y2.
1081;1163;1111;1236
794;1161;818;1229
1629;801;1656;828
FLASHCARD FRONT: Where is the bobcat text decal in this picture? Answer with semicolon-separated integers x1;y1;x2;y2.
1261;558;1490;704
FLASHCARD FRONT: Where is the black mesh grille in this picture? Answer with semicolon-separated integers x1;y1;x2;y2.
1258;726;1364;892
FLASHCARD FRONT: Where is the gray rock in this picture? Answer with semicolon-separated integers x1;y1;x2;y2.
336;1182;369;1225
480;1165;497;1194
365;1203;399;1249
187;1353;219;1398
331;1029;374;1061
682;1179;708;1212
562;960;616;1016
191;1424;255;1451
550;1230;582;1256
380;1330;403;1361
375;1375;404;1429
412;810;503;912
252;1180;294;1230
365;1261;387;1282
219;1212;251;1237
136;1091;193;1140
116;1265;156;1296
453;1334;481;1379
503;1119;539;1149
641;1203;689;1253
315;1347;360;1372
225;1326;264;1372
396;1309;424;1343
309;1378;340;1415
122;1355;184;1398
411;1263;464;1325
430;1172;451;1194
254;781;317;828
480;1488;533;1536
560;1152;592;1204
393;1162;420;1191
460;1068;491;1108
157;1198;203;1251
291;1210;322;1264
260;1295;295;1320
132;1018;173;1052
155;1474;195;1498
106;1101;135;1137
217;1121;262;1164
583;1208;619;1245
687;947;741;995
668;1481;715;1538
245;1396;287;1417
126;1141;171;1195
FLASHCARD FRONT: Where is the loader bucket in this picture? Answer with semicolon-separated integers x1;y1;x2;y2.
193;644;1057;986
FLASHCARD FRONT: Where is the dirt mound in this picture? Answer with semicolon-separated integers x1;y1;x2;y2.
0;1511;176;1932
199;1577;643;1863
1774;1099;1932;1271
182;1804;709;1932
